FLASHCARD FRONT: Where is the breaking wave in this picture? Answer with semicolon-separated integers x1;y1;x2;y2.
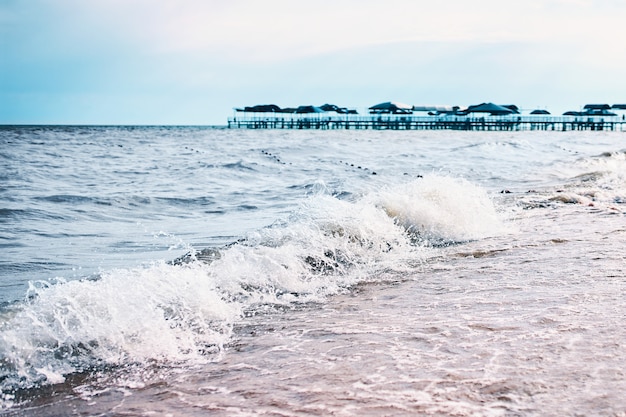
0;175;508;402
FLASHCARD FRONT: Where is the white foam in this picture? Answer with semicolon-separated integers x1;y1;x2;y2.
373;175;508;244
0;261;238;390
0;175;505;393
544;150;626;211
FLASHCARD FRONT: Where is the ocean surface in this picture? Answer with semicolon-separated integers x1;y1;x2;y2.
0;126;625;416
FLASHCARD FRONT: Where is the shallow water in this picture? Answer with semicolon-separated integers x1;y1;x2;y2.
1;127;625;415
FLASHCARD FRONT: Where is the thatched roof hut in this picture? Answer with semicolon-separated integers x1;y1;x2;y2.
463;103;514;116
369;102;413;114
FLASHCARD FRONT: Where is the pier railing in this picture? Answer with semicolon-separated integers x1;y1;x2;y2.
228;115;626;131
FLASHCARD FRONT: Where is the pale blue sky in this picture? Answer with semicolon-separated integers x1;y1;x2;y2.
2;0;625;125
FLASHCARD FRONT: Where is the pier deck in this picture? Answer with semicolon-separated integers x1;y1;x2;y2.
228;116;626;131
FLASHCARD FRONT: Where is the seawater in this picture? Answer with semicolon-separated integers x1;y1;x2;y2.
0;126;625;416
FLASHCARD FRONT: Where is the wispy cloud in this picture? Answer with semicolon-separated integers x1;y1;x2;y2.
61;0;625;60
2;0;625;124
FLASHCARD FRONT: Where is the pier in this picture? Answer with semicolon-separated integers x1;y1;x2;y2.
228;116;626;131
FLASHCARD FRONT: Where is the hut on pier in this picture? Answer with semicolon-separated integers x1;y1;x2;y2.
412;105;459;115
369;102;413;114
462;103;515;116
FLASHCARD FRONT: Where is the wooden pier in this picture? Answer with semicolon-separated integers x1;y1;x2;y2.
228;116;626;132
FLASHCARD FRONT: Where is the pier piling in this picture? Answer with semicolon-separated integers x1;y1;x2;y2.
228;116;626;131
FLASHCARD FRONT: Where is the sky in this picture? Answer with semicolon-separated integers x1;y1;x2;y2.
1;0;626;125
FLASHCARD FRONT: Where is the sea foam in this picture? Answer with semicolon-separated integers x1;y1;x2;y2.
374;174;507;245
0;175;505;393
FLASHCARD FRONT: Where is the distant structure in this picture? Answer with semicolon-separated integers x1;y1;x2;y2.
229;102;626;131
368;102;413;114
563;104;618;117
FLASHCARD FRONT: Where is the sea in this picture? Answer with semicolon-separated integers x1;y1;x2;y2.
0;125;625;416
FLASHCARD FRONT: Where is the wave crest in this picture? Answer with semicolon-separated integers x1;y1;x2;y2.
0;175;506;398
375;175;507;245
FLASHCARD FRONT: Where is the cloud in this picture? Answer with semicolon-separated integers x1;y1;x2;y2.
2;0;626;124
5;0;626;64
62;0;626;62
